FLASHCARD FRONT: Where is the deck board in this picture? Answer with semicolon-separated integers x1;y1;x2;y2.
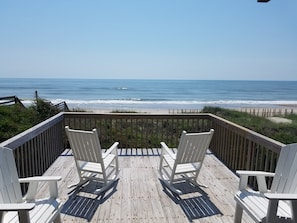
36;149;253;223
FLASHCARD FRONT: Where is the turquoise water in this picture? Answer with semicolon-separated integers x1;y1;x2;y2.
0;78;296;110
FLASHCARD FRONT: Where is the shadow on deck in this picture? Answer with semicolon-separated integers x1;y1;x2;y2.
62;180;119;221
38;149;253;223
160;180;223;221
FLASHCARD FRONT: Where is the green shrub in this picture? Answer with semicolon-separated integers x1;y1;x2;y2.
0;98;60;143
0;105;33;142
28;98;60;123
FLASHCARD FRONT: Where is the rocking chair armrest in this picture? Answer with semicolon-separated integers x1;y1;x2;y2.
0;203;35;211
160;142;176;160
260;193;297;223
236;170;275;192
19;176;62;183
19;176;61;200
103;142;119;159
265;193;297;201
236;170;275;177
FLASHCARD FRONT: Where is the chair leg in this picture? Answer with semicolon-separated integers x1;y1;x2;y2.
53;214;62;223
68;178;89;189
159;178;182;195
159;156;163;172
292;200;297;223
234;203;243;223
158;157;166;180
95;180;117;194
266;200;278;223
18;210;30;223
188;178;208;188
115;158;119;178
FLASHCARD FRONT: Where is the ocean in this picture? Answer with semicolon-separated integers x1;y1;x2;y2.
0;78;297;110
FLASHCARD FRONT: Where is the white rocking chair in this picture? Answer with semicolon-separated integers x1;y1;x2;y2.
65;126;119;193
234;143;297;223
0;147;63;223
158;129;214;194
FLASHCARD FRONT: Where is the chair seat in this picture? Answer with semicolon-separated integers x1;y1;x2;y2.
235;189;292;222
3;198;63;223
163;154;199;174
79;154;116;173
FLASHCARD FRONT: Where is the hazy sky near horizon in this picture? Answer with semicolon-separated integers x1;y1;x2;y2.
1;0;297;80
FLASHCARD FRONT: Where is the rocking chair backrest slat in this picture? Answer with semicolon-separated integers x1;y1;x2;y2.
65;127;103;163
270;143;297;194
175;129;214;165
0;147;23;204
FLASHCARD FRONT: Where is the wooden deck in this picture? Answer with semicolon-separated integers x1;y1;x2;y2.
37;149;254;223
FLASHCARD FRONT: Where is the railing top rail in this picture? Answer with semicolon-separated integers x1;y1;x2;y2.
63;112;212;118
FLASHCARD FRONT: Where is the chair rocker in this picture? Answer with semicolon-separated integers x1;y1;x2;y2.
65;126;119;194
158;129;214;194
234;143;297;223
0;147;63;223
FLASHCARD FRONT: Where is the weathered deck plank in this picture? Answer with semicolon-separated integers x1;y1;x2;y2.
36;149;253;223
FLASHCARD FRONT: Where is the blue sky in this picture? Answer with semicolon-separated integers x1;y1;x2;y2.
0;0;296;80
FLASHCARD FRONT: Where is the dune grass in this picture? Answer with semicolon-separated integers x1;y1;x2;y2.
201;106;297;144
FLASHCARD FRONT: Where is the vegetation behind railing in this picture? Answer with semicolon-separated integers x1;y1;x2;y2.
1;112;286;191
63;112;212;149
